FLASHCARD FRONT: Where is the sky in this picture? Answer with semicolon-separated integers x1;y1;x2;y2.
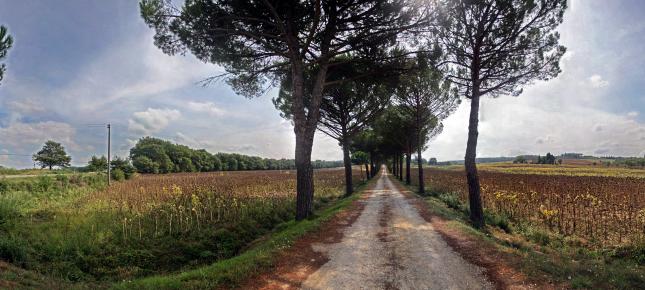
0;0;643;168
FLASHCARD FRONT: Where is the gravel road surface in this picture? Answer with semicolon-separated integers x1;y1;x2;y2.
301;169;493;290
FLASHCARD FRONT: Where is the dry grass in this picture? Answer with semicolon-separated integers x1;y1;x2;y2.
415;167;645;247
80;169;364;240
434;162;645;178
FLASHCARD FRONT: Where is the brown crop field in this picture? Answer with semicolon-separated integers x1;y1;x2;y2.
414;167;645;247
85;169;364;240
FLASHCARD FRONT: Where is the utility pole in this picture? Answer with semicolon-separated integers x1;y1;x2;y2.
87;123;112;186
107;123;111;186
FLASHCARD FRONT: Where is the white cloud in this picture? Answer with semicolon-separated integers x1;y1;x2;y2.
0;121;77;149
627;111;639;118
589;74;609;88
128;108;181;135
6;99;46;114
16;30;220;121
186;101;225;117
0;149;9;164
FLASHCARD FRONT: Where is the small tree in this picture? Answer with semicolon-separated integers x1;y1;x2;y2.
352;130;379;178
33;141;72;170
0;25;12;85
436;0;567;227
428;157;437;165
87;155;108;172
110;157;136;180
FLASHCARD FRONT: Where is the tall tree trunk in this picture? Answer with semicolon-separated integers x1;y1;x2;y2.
291;61;325;221
394;155;397;178
295;132;315;220
366;154;371;179
465;93;484;228
291;55;329;221
364;163;369;181
417;146;425;195
342;140;353;196
405;150;411;185
399;154;403;180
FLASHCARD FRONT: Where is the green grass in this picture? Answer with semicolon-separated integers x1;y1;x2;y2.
401;180;645;289
113;182;368;290
0;261;101;290
0;167;83;176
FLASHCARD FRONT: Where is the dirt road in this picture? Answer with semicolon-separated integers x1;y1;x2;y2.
301;169;493;290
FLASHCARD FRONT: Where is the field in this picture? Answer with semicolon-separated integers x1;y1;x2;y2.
437;162;645;178
414;163;645;247
0;168;362;285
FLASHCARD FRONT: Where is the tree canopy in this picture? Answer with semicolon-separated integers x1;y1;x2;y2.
87;155;108;172
0;25;13;85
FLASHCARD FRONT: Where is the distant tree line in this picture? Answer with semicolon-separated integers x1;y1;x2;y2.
611;157;645;168
128;137;342;174
513;153;561;165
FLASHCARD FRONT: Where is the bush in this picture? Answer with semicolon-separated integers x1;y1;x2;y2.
112;169;126;181
0;236;27;266
484;210;512;233
439;193;463;210
611;244;645;265
35;176;54;192
111;157;136;179
0;198;20;229
0;180;8;194
527;229;551;246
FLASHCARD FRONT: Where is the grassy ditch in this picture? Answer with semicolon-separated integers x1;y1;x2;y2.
113;180;370;290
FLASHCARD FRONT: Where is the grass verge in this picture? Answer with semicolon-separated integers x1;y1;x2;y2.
399;181;645;289
112;181;370;290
